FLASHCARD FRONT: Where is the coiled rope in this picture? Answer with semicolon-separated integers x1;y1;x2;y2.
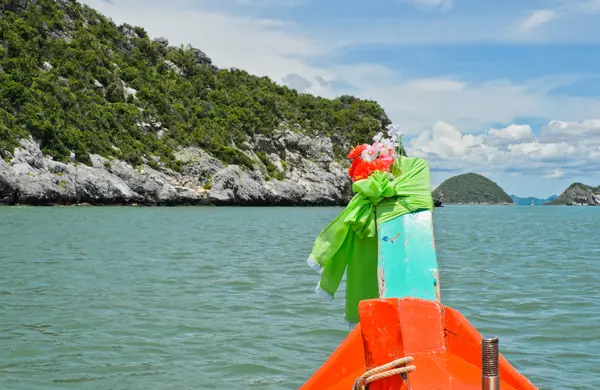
353;356;416;390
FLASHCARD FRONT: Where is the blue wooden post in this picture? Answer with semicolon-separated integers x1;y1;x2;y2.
376;208;440;302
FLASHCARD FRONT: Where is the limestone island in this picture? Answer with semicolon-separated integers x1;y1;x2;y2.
0;0;391;206
432;173;513;205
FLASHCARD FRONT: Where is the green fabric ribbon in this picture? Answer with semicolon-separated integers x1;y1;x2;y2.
306;156;434;324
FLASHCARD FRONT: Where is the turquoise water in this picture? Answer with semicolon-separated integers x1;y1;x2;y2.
1;206;599;389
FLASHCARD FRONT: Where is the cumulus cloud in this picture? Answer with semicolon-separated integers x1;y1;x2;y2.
542;119;600;140
487;124;535;145
407;120;600;176
545;168;565;179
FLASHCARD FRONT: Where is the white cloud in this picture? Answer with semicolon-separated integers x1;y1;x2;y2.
546;168;565;179
542;119;600;140
508;141;577;160
488;124;535;145
519;10;559;32
409;122;505;169
407;120;600;176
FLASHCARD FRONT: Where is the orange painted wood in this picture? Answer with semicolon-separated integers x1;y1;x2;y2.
397;298;444;355
358;299;407;390
298;325;366;390
301;298;539;390
443;306;537;390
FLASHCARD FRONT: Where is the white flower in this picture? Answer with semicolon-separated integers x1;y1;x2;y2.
373;132;384;143
381;138;395;149
386;124;405;140
361;145;378;162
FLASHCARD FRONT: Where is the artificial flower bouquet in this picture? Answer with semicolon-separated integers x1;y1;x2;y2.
306;123;434;325
347;125;405;182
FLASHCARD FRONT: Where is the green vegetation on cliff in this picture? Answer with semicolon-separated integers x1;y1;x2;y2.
432;173;513;204
0;0;389;170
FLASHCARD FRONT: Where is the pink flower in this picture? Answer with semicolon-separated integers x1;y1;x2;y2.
361;146;378;162
372;155;394;172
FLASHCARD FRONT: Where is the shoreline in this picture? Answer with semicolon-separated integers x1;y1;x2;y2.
436;204;515;206
0;200;350;207
1;198;443;208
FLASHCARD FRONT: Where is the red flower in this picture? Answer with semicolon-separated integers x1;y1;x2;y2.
347;144;368;159
350;156;395;182
348;157;361;178
351;160;374;182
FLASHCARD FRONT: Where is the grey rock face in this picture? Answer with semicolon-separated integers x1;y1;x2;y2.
0;159;18;204
3;127;353;206
153;36;169;47
264;180;307;206
209;166;270;205
553;185;600;206
3;140;209;205
190;47;212;65
175;147;225;188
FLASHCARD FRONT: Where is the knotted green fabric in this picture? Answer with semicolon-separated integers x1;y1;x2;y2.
306;156;434;324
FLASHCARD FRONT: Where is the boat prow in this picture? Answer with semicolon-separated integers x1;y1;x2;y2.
301;297;537;390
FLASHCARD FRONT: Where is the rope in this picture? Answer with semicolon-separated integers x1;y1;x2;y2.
353;357;416;390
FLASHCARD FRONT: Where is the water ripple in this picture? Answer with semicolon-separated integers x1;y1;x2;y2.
1;205;599;389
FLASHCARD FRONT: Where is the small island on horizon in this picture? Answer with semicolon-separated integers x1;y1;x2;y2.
432;172;599;207
432;173;513;205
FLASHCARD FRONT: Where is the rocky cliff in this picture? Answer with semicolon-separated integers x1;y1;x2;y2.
546;183;600;206
0;128;353;205
0;0;394;206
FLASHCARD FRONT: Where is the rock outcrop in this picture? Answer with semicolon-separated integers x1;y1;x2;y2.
0;129;354;206
546;183;600;206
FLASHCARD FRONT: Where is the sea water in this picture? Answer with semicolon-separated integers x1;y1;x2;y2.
1;206;599;389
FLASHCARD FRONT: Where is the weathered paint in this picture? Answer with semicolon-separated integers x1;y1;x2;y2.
377;210;440;302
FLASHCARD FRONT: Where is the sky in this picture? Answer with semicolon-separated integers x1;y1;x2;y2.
83;0;600;197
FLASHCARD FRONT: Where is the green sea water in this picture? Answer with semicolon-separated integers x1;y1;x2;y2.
1;206;599;389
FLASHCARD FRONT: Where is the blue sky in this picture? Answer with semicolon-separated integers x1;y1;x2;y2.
88;0;600;197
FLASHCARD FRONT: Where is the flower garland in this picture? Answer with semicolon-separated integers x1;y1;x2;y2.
347;124;405;182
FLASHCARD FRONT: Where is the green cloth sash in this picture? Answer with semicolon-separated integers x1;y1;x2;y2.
306;156;434;323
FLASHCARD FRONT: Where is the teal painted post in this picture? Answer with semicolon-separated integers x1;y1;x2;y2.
376;210;440;302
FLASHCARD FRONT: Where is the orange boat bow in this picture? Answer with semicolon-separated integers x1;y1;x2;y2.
300;298;537;390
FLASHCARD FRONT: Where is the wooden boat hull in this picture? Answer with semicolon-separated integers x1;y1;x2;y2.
300;297;537;390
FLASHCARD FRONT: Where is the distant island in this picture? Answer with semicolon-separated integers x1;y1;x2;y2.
545;183;600;206
510;195;557;206
432;173;513;205
0;0;392;206
432;176;600;207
